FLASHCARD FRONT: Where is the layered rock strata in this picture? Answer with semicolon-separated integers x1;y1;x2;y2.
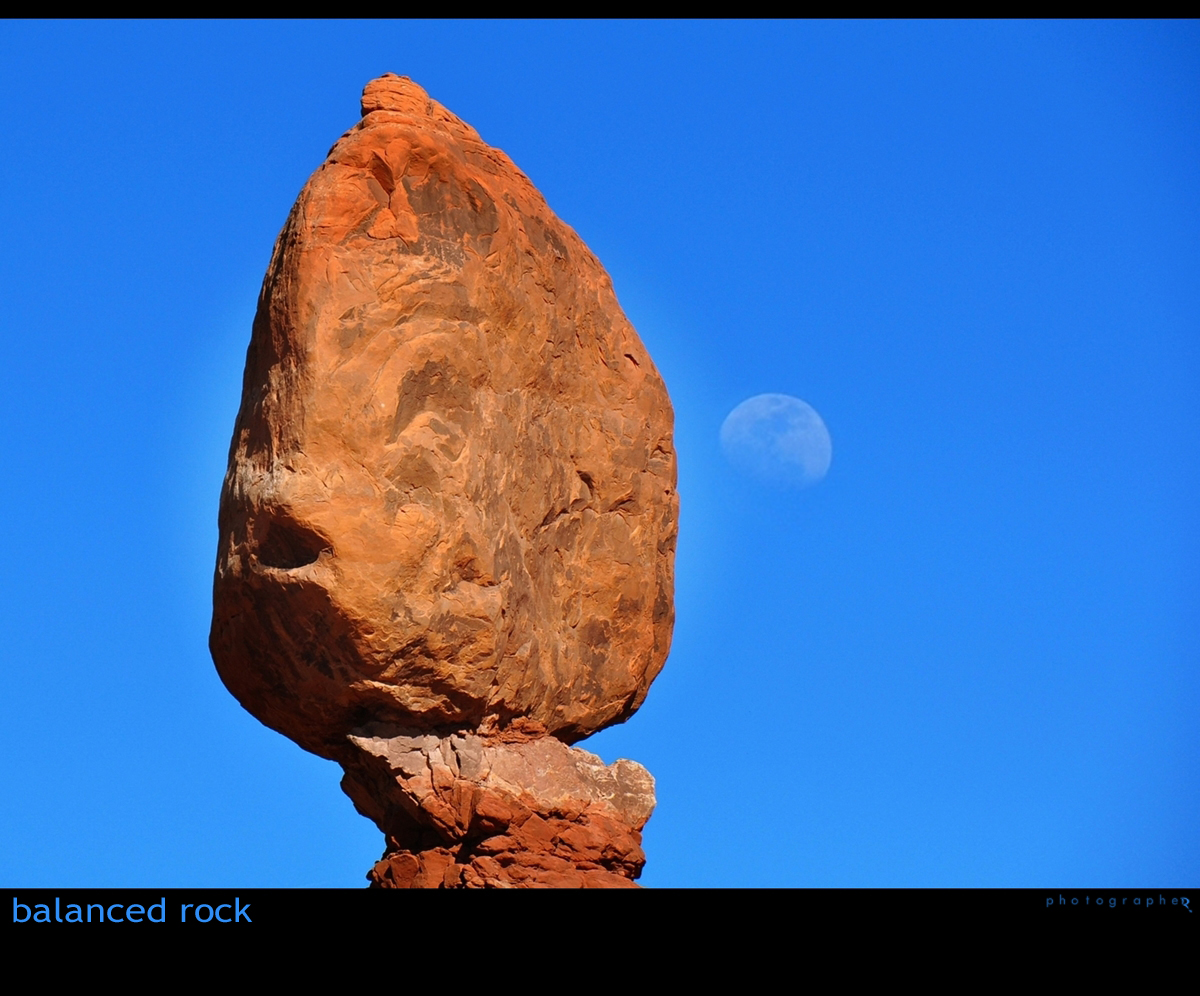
343;724;655;888
210;74;676;887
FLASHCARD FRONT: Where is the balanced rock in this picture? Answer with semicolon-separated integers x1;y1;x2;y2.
210;75;677;886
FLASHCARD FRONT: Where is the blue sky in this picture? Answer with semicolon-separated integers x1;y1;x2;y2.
1;20;1196;887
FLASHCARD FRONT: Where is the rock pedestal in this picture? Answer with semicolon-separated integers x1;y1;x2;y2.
343;723;655;888
210;75;677;887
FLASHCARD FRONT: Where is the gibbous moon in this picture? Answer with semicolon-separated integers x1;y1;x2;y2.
720;394;832;488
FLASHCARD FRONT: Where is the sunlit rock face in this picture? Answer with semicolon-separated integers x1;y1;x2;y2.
209;75;678;761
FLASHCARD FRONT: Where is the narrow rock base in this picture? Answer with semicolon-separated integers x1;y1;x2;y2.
339;724;656;888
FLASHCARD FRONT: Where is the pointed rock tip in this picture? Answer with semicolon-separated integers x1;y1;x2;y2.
361;74;432;117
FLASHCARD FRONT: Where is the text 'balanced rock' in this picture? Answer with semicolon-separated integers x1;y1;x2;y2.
210;75;677;886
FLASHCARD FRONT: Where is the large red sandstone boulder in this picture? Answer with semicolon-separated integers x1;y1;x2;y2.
210;75;678;758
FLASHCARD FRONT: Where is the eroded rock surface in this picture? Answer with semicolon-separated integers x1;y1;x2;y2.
343;724;655;888
210;74;676;886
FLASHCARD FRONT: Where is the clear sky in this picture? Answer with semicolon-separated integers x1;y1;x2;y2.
1;20;1196;887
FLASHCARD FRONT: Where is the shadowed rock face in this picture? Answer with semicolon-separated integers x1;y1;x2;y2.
209;76;676;886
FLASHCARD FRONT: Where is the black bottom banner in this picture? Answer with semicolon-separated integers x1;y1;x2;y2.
4;887;1196;928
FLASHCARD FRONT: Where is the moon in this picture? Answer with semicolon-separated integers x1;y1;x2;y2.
720;394;832;488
